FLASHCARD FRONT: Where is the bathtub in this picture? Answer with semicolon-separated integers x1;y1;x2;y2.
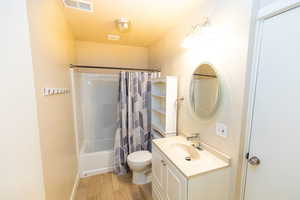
79;138;114;177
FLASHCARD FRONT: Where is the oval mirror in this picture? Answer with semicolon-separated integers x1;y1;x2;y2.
189;63;220;119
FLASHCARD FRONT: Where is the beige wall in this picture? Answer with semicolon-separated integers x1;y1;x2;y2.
27;0;78;199
149;0;255;199
0;0;45;199
259;0;277;8
75;41;149;68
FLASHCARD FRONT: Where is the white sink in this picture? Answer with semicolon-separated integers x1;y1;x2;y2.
168;143;200;161
153;136;231;178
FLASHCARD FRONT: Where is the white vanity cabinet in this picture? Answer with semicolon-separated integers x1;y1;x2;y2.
152;142;230;200
152;145;187;200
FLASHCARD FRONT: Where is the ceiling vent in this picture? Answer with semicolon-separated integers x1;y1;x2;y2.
63;0;93;12
107;34;121;41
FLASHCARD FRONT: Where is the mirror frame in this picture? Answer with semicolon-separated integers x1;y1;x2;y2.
187;62;221;120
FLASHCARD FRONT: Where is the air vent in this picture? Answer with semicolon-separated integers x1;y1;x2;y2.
63;0;93;12
107;34;121;41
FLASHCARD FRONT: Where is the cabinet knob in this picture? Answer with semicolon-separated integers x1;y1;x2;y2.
161;160;167;166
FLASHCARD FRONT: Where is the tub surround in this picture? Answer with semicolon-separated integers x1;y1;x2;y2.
72;72;119;177
152;136;230;178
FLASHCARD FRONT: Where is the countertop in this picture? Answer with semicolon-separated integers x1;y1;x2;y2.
152;136;231;178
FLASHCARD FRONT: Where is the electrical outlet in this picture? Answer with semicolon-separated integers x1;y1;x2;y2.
216;123;228;138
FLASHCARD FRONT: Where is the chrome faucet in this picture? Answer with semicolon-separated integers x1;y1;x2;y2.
186;133;201;141
186;133;203;151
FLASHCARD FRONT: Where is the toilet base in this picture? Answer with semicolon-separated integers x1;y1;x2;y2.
132;171;151;185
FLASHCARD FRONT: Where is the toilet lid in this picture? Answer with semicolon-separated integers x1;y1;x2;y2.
127;151;152;163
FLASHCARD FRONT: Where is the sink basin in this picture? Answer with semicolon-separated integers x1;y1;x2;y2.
168;143;200;161
153;136;231;178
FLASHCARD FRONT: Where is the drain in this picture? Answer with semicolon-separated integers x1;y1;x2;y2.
185;156;191;161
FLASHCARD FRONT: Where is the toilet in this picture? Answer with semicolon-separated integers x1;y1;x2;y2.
127;150;152;184
127;130;164;184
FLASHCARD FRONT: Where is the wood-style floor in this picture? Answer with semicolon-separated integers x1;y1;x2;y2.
75;172;153;200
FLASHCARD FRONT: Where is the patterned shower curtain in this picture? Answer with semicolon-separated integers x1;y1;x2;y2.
114;71;159;175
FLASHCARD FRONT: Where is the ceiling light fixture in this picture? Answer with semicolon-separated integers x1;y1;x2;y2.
115;18;131;33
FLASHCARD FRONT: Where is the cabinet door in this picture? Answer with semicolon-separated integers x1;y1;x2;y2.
152;145;187;200
152;146;166;199
165;161;187;200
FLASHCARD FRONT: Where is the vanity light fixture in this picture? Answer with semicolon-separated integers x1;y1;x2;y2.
181;17;210;49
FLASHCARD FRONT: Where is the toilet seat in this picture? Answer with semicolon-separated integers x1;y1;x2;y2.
127;151;152;165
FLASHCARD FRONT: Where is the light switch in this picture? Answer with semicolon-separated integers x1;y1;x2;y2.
43;88;49;96
216;123;228;138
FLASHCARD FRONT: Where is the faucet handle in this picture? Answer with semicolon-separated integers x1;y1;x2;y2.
186;132;201;141
191;133;201;137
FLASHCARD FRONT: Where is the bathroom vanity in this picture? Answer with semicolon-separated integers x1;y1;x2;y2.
152;136;230;200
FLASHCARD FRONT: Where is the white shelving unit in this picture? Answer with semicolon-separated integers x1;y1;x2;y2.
151;76;177;136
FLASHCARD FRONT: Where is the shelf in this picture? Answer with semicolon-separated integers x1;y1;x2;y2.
152;80;166;97
152;108;166;115
152;94;166;98
152;123;165;134
151;76;177;136
152;78;166;84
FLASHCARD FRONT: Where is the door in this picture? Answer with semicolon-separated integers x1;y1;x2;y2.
244;3;300;200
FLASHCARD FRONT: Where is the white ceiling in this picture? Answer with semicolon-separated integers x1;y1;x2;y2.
61;0;203;47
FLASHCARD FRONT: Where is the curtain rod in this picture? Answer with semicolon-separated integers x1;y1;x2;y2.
70;64;161;72
193;73;217;78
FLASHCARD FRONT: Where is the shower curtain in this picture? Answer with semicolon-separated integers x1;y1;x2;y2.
114;71;159;175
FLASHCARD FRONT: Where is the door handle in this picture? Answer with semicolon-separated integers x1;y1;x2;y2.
248;156;261;166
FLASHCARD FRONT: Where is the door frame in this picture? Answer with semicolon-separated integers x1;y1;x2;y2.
240;0;300;199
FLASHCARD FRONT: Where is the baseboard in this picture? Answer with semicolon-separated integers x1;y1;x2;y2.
70;173;80;200
80;167;114;178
